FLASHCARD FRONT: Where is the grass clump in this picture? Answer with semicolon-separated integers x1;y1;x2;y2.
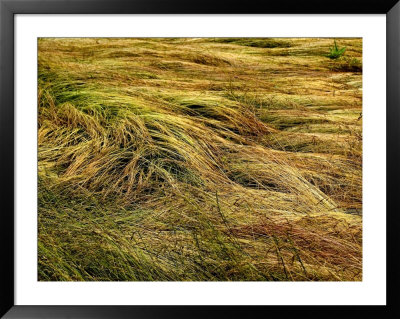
38;37;362;281
327;40;347;59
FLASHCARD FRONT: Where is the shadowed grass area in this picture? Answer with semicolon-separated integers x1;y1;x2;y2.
38;38;362;281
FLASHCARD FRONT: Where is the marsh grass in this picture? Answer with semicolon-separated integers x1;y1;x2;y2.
38;38;362;281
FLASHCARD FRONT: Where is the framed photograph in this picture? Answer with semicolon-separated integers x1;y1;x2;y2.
1;0;398;318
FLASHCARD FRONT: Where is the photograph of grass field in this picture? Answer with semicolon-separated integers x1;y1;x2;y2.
38;37;362;281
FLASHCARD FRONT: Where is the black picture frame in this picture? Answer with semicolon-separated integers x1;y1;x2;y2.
1;0;399;318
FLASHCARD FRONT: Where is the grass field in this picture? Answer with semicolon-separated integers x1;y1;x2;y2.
38;38;362;281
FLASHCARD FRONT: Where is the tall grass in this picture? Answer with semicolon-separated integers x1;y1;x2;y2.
38;38;362;281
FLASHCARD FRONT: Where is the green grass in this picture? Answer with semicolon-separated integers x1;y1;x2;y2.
38;38;362;281
327;40;347;59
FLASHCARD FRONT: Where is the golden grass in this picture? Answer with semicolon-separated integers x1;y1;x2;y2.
38;38;362;281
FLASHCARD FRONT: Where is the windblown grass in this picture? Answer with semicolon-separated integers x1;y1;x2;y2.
38;38;362;281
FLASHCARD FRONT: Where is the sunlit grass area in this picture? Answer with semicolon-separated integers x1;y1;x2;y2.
38;38;362;281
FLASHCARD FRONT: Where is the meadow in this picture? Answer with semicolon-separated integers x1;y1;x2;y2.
38;38;362;281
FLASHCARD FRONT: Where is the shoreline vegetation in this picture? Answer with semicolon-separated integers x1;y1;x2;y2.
38;38;362;281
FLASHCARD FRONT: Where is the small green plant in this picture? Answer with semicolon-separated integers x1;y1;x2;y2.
327;40;346;59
